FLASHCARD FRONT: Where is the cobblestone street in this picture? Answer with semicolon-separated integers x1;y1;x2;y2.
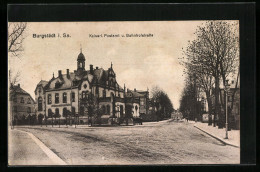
9;120;240;165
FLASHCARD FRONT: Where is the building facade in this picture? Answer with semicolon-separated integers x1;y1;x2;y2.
35;50;148;124
9;84;36;125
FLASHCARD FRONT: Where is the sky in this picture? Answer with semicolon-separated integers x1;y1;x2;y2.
8;21;205;109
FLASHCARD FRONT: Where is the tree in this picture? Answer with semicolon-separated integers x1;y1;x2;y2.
150;86;174;120
8;22;27;87
182;21;239;127
8;22;27;57
179;75;200;121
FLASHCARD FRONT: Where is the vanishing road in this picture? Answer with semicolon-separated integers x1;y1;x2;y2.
9;120;240;165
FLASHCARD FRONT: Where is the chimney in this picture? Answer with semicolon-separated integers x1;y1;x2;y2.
58;70;62;78
134;88;136;92
96;66;98;69
66;69;70;78
18;84;20;88
90;64;93;74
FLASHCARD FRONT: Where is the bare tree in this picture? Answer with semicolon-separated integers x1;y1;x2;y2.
182;21;239;127
8;22;27;58
9;70;21;86
8;22;27;86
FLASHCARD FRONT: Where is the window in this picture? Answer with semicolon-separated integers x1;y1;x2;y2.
63;92;67;103
48;109;52;118
140;100;144;106
55;93;59;104
95;87;99;96
38;88;41;94
55;108;59;116
228;95;232;102
63;108;67;117
71;92;75;102
27;98;31;104
48;94;52;104
102;105;106;114
38;97;43;111
13;95;17;102
27;107;31;113
20;97;24;103
72;107;76;115
120;105;124;116
106;105;110;115
103;90;106;98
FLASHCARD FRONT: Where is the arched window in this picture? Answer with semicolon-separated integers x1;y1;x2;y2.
38;97;43;111
63;107;67;117
48;94;52;104
106;105;110;115
55;93;59;104
48;109;52;118
55;108;59;116
63;92;67;103
71;92;75;102
82;91;85;99
135;105;138;111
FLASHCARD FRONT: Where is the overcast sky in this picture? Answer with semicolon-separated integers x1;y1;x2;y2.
9;21;206;109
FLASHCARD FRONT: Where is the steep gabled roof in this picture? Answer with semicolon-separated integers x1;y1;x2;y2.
10;85;36;103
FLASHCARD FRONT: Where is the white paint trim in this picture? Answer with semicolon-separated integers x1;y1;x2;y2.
15;129;67;165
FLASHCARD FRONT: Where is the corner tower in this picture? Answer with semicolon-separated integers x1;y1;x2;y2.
77;47;85;73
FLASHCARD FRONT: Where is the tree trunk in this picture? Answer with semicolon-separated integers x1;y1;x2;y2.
214;74;220;127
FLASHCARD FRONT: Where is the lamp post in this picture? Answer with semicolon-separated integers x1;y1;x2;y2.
224;80;230;139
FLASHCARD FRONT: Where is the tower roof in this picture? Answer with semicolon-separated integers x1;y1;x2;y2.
77;52;85;61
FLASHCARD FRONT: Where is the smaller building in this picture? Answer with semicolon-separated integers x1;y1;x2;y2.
9;84;36;125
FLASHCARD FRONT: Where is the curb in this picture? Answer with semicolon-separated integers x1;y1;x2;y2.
193;126;239;148
14;129;67;165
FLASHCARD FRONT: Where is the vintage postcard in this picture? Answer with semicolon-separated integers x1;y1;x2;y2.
8;21;240;165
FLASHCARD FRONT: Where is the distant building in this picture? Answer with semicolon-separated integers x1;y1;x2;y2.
9;84;36;125
35;49;148;124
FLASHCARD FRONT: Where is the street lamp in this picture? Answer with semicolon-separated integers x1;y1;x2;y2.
224;79;230;139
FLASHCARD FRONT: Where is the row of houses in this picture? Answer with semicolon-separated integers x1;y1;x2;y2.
9;50;150;125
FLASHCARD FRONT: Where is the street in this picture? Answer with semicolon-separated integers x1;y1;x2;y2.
9;120;240;165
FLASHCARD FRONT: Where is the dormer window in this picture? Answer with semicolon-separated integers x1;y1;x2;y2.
55;81;62;89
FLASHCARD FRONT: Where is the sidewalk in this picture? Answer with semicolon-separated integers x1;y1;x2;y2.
191;121;240;147
8;129;66;165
